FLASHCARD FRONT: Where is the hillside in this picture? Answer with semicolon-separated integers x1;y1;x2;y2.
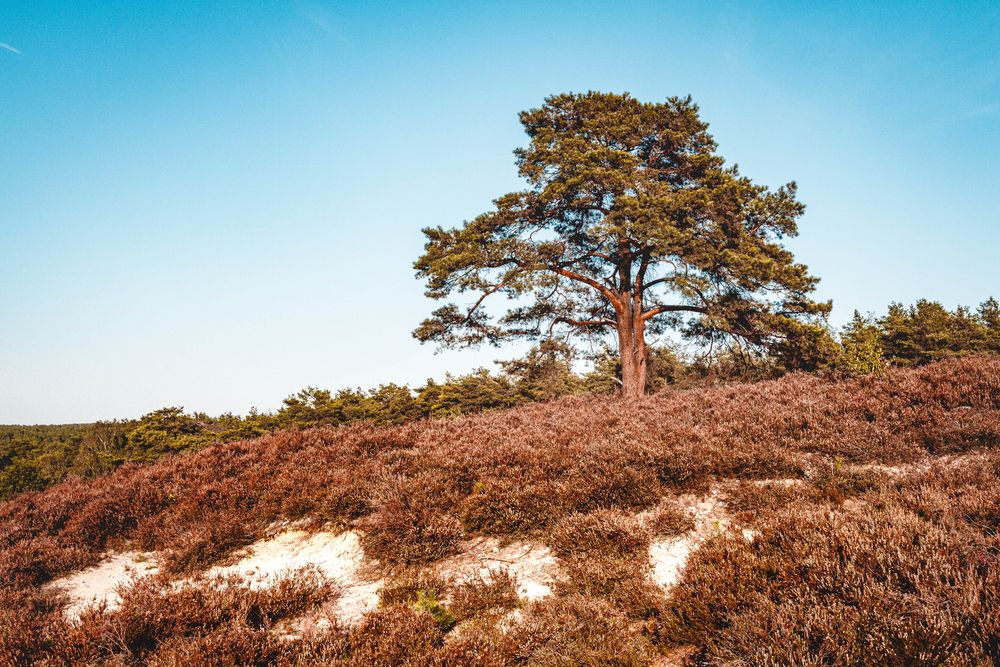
1;357;998;665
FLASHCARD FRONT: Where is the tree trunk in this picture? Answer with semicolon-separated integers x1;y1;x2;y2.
617;302;648;401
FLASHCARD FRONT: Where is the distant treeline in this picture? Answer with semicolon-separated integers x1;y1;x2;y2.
839;298;1000;375
0;344;599;500
2;297;998;500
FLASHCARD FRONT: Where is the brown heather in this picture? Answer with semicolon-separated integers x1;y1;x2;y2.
448;568;521;622
644;498;697;537
0;357;997;664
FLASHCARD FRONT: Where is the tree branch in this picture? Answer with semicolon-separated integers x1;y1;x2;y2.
462;281;512;324
641;304;708;321
634;247;651;295
548;266;624;311
642;276;673;291
554;317;616;328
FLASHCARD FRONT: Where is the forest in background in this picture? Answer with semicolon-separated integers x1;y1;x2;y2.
2;296;998;500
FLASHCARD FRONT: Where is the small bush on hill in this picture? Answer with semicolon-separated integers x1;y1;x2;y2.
361;471;465;564
0;570;333;665
449;568;520;621
644;497;696;536
549;510;649;560
507;595;654;666
346;604;444;666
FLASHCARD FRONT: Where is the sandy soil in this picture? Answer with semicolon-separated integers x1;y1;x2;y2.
648;490;730;591
434;537;560;601
208;529;383;626
48;489;746;628
47;551;160;621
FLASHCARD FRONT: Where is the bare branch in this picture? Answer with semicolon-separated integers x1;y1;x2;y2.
461;281;512;324
548;265;624;311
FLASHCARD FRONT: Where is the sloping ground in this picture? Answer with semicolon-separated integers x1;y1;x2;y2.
1;357;998;665
41;501;704;626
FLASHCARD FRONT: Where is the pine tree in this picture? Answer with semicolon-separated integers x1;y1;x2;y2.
415;92;830;398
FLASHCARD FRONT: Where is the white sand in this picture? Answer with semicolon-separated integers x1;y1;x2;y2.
648;490;731;590
47;551;160;621
48;491;745;630
208;529;382;626
434;537;559;601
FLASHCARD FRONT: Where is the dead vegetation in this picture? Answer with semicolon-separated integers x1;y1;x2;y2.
0;357;998;664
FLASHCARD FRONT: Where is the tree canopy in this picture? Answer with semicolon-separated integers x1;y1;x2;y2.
414;91;831;398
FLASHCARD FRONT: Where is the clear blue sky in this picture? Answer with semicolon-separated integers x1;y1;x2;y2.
2;1;997;424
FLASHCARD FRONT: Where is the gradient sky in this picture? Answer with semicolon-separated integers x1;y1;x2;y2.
2;1;998;424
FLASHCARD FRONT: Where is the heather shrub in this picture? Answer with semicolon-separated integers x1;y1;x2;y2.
0;534;92;589
155;510;262;574
810;458;888;503
723;480;820;523
346;604;444;666
361;507;464;564
0;588;63;664
643;497;696;536
558;445;662;513
549;511;661;619
61;475;171;547
379;568;450;607
549;510;649;560
890;452;1000;533
556;556;663;620
361;471;465;564
507;595;654;666
460;476;561;535
378;568;456;630
723;459;891;520
102;572;326;651
25;570;332;665
267;461;371;523
144;622;286;666
700;441;809;482
660;502;999;664
428;629;513;666
449;568;520;621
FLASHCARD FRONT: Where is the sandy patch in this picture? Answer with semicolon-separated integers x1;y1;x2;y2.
748;477;807;487
435;537;559;601
648;490;731;591
831;451;988;480
47;551;160;621
208;529;382;626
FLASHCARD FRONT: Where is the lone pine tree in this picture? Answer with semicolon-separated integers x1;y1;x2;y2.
414;92;830;399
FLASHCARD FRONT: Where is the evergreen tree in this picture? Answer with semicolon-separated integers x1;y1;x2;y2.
415;92;830;398
839;311;885;376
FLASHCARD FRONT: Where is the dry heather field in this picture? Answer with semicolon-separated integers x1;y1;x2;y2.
1;357;998;665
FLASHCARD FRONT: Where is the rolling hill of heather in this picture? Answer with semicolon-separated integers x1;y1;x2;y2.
1;357;998;665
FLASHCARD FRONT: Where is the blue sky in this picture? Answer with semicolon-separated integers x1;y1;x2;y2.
1;1;997;423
